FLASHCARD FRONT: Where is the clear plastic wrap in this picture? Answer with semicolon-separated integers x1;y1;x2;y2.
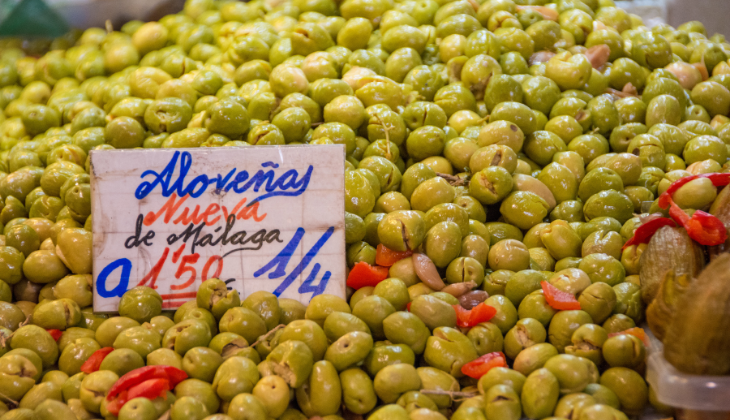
646;328;730;413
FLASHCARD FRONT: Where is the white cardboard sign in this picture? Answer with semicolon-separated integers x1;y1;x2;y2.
90;146;346;313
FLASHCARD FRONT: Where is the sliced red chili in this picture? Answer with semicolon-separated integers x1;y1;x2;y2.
345;261;389;290
683;210;728;246
107;366;187;401
541;281;581;311
608;327;649;347
706;173;730;187
660;172;730;203
46;329;62;341
622;217;677;250
453;302;497;328
461;352;507;379
127;378;170;401
375;244;412;267
106;379;171;417
453;305;471;327
666;196;690;225
469;302;498;325
664;196;728;246
105;391;128;416
80;347;115;374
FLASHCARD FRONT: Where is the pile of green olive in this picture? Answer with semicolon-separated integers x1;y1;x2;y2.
0;0;729;418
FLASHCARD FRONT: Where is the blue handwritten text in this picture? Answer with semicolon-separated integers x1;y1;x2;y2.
135;151;313;203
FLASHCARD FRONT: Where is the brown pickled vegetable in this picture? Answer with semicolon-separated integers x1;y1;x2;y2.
413;253;446;291
442;281;476;298
639;226;704;305
458;290;489;309
646;270;692;341
664;254;730;375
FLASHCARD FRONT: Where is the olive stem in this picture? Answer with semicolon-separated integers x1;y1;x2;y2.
420;389;479;401
0;315;30;347
375;114;392;160
436;172;467;187
605;87;638;99
249;324;286;348
0;390;18;407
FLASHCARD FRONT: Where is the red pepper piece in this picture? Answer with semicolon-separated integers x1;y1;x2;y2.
46;329;62;341
684;210;728;246
453;305;471;327
660;174;701;204
127;378;170;401
661;172;730;202
665;196;728;246
469;302;497;325
608;327;649;347
375;244;412;267
622;217;677;250
666;196;690;225
107;366;187;401
406;302;412;312
705;173;730;188
541;281;581;311
461;352;507;379
345;262;389;290
105;391;128;416
108;379;170;418
80;347;115;374
453;302;497;328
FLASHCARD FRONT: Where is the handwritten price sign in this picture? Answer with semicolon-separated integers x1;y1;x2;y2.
90;146;346;312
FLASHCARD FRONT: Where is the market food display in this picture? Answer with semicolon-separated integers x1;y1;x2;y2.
0;0;729;418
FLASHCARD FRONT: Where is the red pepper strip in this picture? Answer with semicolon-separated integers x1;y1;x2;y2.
660;173;730;204
375;244;412;267
46;329;62;341
541;282;581;311
105;391;128;416
453;302;497;328
665;196;729;246
666;195;691;225
608;327;649;347
461;352;507;379
107;366;187;401
106;379;171;416
46;329;63;341
406;302;412;312
345;261;389;290
622;217;677;250
128;378;169;400
684;210;728;246
80;347;115;374
706;173;730;187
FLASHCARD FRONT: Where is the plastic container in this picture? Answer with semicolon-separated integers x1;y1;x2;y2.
615;0;667;28
50;0;183;30
645;328;730;419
